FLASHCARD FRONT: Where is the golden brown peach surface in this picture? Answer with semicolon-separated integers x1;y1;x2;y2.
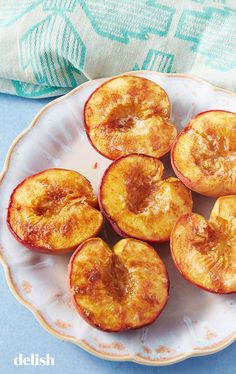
171;196;236;293
84;75;177;160
99;154;193;242
69;237;169;331
7;169;103;253
171;110;236;197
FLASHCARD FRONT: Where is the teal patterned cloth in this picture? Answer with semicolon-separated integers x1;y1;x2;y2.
0;0;235;98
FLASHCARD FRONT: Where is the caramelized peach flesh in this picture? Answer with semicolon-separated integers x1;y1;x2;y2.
84;75;177;160
171;196;236;294
69;237;169;331
7;169;103;254
171;110;236;197
99;154;193;242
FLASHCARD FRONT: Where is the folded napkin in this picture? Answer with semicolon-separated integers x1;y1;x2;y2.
0;0;235;98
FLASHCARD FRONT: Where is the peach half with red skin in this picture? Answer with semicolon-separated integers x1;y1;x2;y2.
69;237;169;332
84;75;177;160
171;110;236;197
7;168;103;254
171;196;236;294
99;154;193;242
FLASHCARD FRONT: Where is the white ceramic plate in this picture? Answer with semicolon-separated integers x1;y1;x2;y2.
0;71;236;366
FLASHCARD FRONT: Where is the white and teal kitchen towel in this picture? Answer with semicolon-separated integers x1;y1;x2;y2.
0;0;235;98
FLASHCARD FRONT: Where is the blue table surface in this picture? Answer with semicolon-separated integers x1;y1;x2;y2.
0;93;235;374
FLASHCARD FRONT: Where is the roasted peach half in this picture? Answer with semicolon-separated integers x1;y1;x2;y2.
99;154;193;242
7;169;103;254
84;75;177;160
171;110;236;197
69;237;169;331
171;196;236;294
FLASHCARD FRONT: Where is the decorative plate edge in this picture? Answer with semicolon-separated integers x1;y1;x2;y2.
0;71;236;366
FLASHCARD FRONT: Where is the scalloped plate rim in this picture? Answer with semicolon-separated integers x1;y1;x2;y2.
0;70;236;366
